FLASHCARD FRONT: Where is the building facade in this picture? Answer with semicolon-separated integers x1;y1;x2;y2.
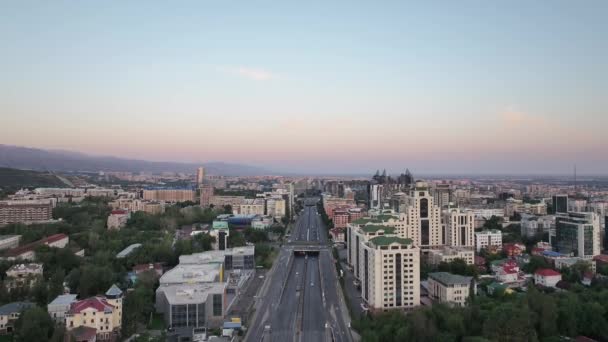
554;212;601;258
360;236;420;311
475;230;503;253
0;201;53;226
428;272;474;307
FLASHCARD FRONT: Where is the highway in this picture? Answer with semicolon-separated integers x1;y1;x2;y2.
245;199;352;342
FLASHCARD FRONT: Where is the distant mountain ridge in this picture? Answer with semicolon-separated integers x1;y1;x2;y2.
0;145;271;176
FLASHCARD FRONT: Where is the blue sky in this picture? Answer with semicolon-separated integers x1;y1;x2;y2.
1;1;607;174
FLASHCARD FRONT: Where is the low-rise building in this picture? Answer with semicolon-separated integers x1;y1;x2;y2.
3;233;69;261
5;263;43;291
116;244;141;259
503;243;526;257
65;285;123;341
48;294;78;324
234;199;265;216
155;283;226;330
534;269;562;288
107;210;130;230
428;246;475;265
0;302;35;334
0;235;21;251
475;230;502;253
251;216;273;230
329;228;345;243
428;272;474;307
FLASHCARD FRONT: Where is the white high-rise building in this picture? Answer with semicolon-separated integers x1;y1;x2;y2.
196;167;205;186
359;236;420;311
401;181;442;249
444;209;475;247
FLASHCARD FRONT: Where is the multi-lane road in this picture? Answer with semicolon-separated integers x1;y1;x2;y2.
246;200;352;342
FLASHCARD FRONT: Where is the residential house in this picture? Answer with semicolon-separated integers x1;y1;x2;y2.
534;269;562;288
65;285;123;341
0;302;35;333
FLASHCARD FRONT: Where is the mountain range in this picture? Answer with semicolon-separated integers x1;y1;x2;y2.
0;145;271;176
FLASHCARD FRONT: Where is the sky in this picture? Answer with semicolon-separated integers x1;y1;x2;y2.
1;1;607;175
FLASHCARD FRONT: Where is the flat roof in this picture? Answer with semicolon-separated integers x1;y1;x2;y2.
49;294;78;306
160;264;221;285
428;272;473;286
179;246;255;265
160;283;226;305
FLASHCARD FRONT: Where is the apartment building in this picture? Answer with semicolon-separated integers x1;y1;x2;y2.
428;272;474;307
0;201;53;226
444;209;475;247
401;181;443;249
65;285;123;341
475;230;503;252
520;214;555;238
347;222;397;280
265;197;286;218
360;236;420;311
109;199;165;215
209;196;245;208
234;199;265;215
199;185;215;207
142;189;195;203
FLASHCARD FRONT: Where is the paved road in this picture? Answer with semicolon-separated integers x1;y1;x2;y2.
245;200;352;342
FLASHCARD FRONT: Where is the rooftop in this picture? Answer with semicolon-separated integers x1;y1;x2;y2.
116;243;142;258
105;284;123;298
351;218;381;225
160;264;221;285
359;225;395;234
7;263;43;273
375;214;399;221
369;236;412;246
159;283;226;305
0;302;34;315
49;294;78;306
428;272;473;286
178;246;255;265
4;234;68;257
535;268;561;277
476;229;502;235
69;297;114;314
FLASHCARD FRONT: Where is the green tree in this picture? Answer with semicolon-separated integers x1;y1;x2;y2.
228;231;247;248
14;306;55;342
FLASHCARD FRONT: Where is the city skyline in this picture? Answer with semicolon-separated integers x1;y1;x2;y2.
1;2;607;174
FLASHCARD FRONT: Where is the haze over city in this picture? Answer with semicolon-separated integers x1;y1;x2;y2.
1;1;607;175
